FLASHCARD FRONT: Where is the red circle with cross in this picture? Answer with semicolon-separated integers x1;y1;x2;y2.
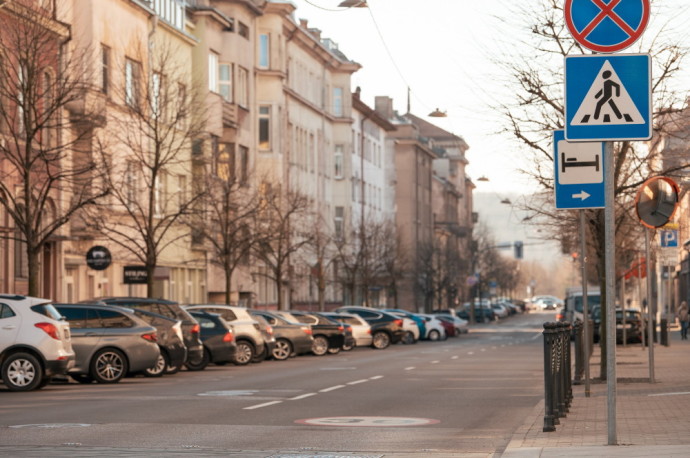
565;0;650;53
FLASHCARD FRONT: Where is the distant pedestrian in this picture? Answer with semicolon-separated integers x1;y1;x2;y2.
677;302;689;340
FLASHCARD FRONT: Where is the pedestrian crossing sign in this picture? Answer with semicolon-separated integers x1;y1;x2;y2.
565;53;651;141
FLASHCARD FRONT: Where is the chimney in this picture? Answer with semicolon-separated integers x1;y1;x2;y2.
308;28;321;41
375;96;394;120
299;18;308;29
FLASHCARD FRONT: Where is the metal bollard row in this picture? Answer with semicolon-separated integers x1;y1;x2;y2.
543;321;573;432
573;321;584;384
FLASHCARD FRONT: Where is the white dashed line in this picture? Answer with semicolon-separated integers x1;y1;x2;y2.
451;356;459;360
370;375;384;380
404;367;415;371
290;393;317;400
347;379;369;385
243;401;282;410
320;385;346;393
431;360;439;364
468;351;474;355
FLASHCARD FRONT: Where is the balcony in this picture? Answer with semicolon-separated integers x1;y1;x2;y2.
222;101;237;128
65;90;107;127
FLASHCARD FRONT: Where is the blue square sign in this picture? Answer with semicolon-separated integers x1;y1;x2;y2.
565;53;651;141
554;130;605;210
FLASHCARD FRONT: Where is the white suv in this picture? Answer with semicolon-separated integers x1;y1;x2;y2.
0;295;75;391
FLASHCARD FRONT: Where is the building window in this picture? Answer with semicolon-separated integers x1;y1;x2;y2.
237;67;248;107
178;175;187;212
334;145;343;179
151;71;162;118
14;230;28;279
239;145;249;185
219;63;232;102
238;22;249;39
101;45;110;95
334;206;344;239
333;87;343;116
177;83;187;128
208;52;218;92
258;106;270;150
125;161;138;206
216;142;235;181
259;33;269;68
125;58;140;108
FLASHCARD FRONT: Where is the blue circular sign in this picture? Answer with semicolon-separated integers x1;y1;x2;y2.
565;0;649;53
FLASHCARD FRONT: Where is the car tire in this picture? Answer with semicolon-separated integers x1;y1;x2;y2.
342;342;354;351
327;346;341;355
1;352;44;391
427;329;441;341
233;340;255;365
402;331;416;345
90;348;128;384
272;339;292;361
70;374;94;384
165;363;182;375
185;348;210;371
372;331;391;349
252;345;267;363
144;350;169;377
311;336;329;356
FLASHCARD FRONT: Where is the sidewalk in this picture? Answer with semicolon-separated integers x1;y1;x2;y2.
502;328;690;457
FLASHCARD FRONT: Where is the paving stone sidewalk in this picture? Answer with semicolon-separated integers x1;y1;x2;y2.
502;328;690;457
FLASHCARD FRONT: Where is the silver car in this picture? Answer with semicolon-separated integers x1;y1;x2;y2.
54;304;160;384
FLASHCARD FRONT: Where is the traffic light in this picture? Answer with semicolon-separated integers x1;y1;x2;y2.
514;241;523;259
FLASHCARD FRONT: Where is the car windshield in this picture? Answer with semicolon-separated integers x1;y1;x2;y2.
573;294;601;313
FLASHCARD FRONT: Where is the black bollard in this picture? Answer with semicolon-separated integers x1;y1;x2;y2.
562;322;573;409
661;318;668;347
573;321;584;385
543;322;557;432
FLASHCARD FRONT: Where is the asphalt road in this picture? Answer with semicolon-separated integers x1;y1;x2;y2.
0;311;554;457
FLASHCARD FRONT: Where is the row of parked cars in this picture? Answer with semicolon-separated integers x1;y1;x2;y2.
0;295;469;392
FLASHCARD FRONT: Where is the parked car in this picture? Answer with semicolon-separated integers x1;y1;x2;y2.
383;308;427;340
249;313;277;362
316;314;356;352
126;308;187;377
0;295;75;391
415;314;447;341
94;297;203;371
187;311;237;370
288;311;346;355
592;306;643;344
492;303;510;318
183;305;265;365
434;314;469;334
334;306;406;349
459;300;496;323
53;303;160;384
322;312;372;349
249;310;314;360
384;311;420;344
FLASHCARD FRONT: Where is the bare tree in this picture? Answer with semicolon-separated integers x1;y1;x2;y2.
371;220;408;308
498;0;690;378
305;213;335;311
195;166;261;305
253;187;313;310
0;3;107;296
88;38;205;297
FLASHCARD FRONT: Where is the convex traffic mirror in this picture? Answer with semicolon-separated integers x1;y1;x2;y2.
635;176;679;228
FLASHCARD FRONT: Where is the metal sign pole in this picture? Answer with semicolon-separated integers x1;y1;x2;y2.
645;229;655;382
604;141;617;445
580;209;590;397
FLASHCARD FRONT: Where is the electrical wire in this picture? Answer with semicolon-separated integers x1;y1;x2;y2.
303;0;348;12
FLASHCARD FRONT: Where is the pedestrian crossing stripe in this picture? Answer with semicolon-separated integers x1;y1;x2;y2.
572;60;644;126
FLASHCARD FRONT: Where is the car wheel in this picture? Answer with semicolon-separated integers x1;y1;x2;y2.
252;345;267;363
342;342;354;351
402;331;415;345
233;340;255;365
165;363;182;375
372;331;391;349
428;329;441;341
185;348;210;371
90;348;128;384
1;352;44;391
144;350;169;377
327;346;341;354
70;374;94;384
312;336;329;356
272;339;292;361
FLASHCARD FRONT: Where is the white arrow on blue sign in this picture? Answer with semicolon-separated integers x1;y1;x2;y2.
553;130;605;210
565;53;651;141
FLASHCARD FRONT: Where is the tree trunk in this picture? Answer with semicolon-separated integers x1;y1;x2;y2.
225;263;232;305
27;247;41;298
146;264;156;298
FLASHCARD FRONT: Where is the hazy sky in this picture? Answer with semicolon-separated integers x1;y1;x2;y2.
289;0;690;195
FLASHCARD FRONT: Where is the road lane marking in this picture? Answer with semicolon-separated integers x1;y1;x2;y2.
290;393;318;400
347;379;369;385
649;392;690;397
431;360;439;364
243;401;282;410
451;356;459;359
320;385;346;392
468;351;474;355
404;367;415;371
370;375;384;380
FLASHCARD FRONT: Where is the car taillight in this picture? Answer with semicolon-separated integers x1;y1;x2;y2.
35;322;59;340
338;325;344;332
302;326;312;335
556;312;564;321
266;325;274;336
394;319;403;328
191;323;200;335
223;331;234;343
367;329;371;334
141;332;158;342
